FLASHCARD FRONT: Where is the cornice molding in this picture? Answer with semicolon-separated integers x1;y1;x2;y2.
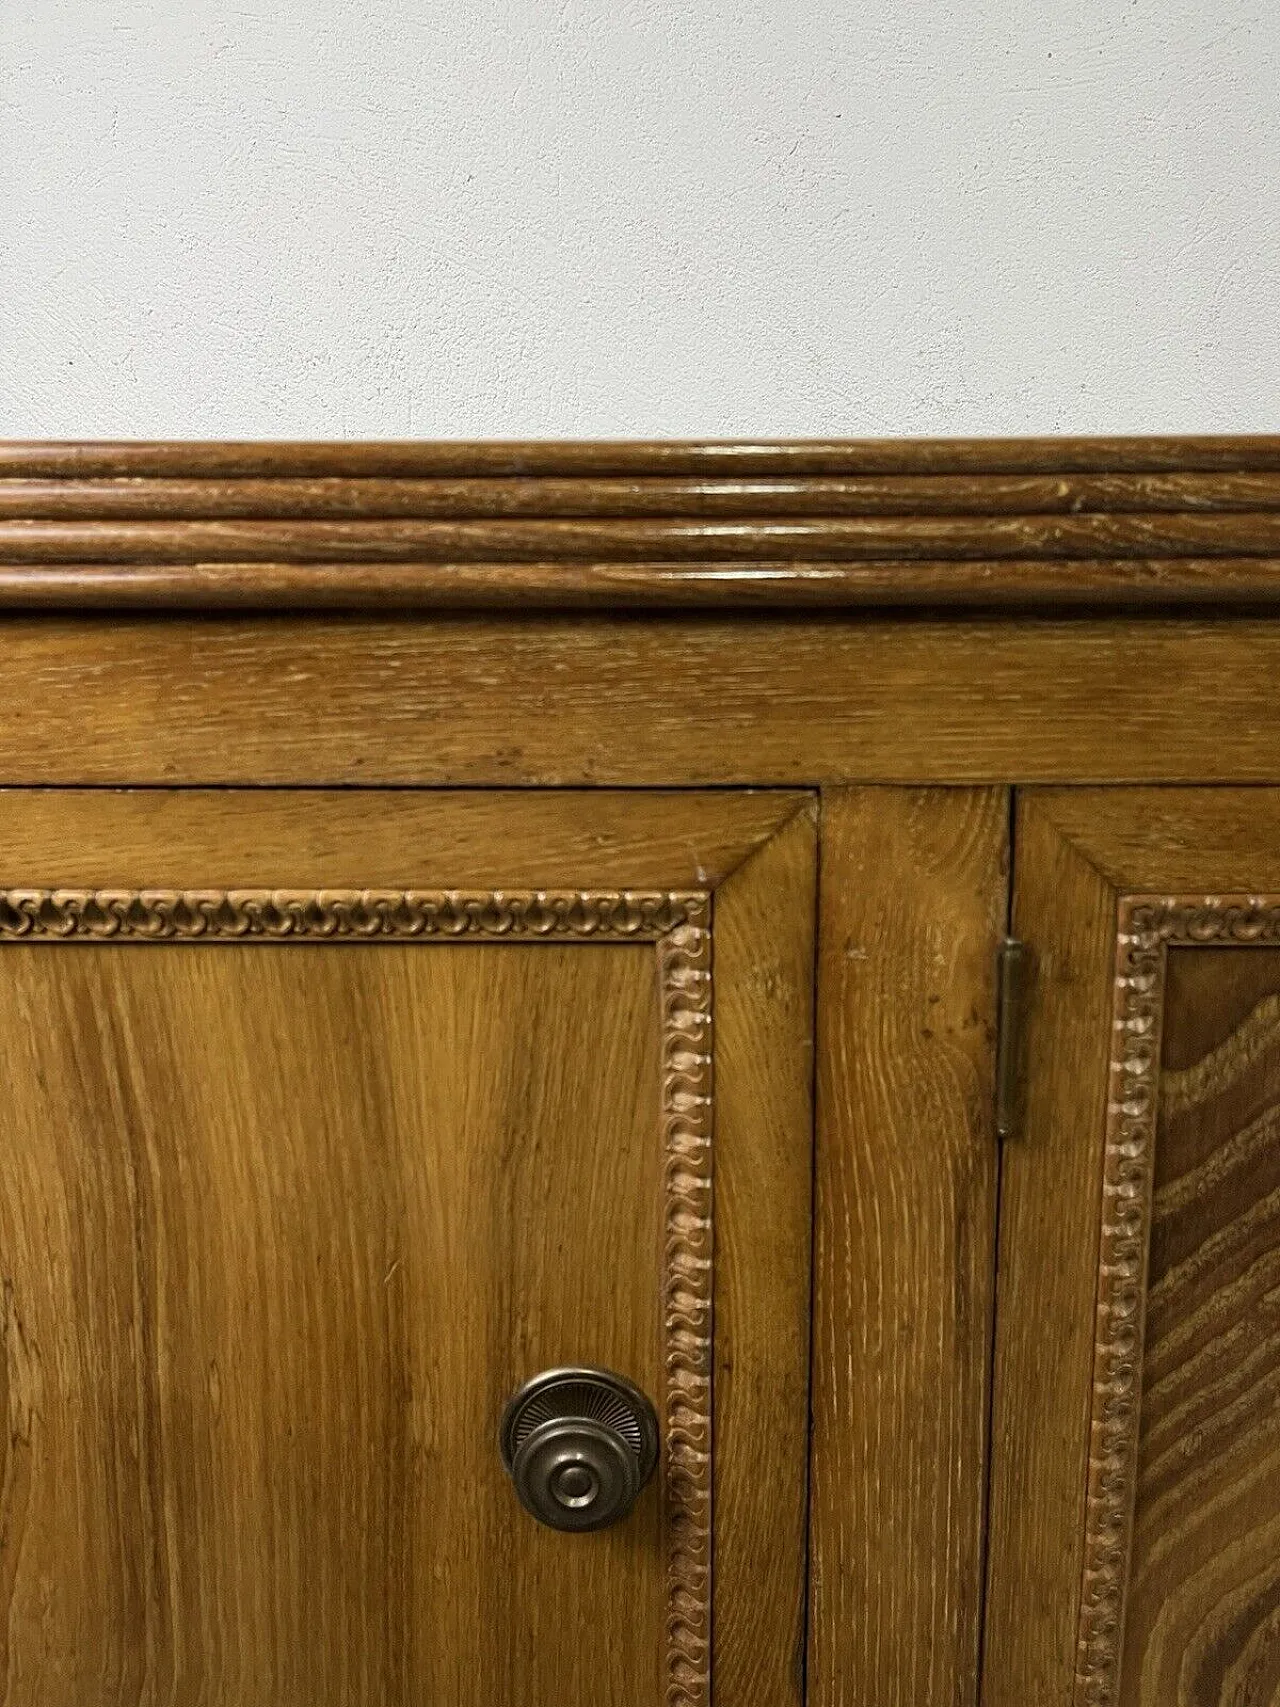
1;438;1278;610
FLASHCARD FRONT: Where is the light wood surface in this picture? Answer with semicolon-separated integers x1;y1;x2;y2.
10;556;1280;611
808;788;1007;1707
0;617;1279;785
0;941;665;1705
982;797;1120;1707
0;788;802;892
1007;788;1280;892
711;808;817;1707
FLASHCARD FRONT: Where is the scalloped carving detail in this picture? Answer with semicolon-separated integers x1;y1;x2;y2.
0;887;703;941
658;906;713;1707
1074;895;1280;1707
0;883;717;1701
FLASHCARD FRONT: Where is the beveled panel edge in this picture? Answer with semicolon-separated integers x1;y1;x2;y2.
1004;790;1280;893
2;438;1280;610
0;789;811;895
1076;895;1280;1707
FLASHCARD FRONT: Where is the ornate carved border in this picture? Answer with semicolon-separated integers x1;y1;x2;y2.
0;886;701;941
658;906;714;1707
0;884;716;1707
1075;896;1280;1707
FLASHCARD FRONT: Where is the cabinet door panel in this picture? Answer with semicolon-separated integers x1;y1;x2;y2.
985;791;1280;1707
0;790;816;1707
1130;945;1280;1706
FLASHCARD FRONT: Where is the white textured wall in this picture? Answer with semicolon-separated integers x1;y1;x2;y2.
1;1;1277;439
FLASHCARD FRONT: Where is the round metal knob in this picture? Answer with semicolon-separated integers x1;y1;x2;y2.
499;1367;659;1532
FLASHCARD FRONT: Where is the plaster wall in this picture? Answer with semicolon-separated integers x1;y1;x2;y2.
2;1;1277;437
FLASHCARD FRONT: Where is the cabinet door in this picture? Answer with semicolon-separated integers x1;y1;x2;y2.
986;790;1280;1707
0;789;815;1707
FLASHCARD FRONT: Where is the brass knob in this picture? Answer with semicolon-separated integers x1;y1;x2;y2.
499;1367;659;1532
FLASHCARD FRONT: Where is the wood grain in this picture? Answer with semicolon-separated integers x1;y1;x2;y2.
12;556;1280;611
1;439;1278;608
4;438;1279;477
0;790;816;1707
0;940;665;1705
982;795;1120;1707
11;556;1280;611
5;472;1280;519
3;617;1280;786
1121;946;1280;1706
711;807;817;1707
1005;789;1280;893
0;788;804;893
7;512;1280;564
808;788;1006;1707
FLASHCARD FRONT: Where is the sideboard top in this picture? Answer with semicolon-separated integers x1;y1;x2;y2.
1;436;1279;612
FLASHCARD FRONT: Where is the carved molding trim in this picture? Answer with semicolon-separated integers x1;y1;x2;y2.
0;883;717;1703
4;438;1280;613
658;904;714;1707
1074;895;1280;1707
0;887;702;942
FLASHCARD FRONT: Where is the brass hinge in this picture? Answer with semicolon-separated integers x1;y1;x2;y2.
995;937;1030;1142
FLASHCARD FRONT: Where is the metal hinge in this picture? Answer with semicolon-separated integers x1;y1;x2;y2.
995;937;1030;1142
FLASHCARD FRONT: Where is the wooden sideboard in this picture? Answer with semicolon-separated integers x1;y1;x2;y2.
1;436;1278;1707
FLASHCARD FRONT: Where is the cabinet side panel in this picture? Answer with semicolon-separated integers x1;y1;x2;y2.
808;787;1007;1707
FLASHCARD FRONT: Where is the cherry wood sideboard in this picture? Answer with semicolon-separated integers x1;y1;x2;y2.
1;436;1279;1707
